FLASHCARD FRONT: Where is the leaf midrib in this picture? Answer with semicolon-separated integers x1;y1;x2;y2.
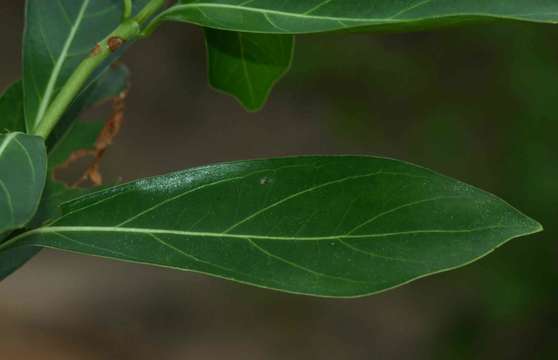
172;2;551;21
23;224;517;242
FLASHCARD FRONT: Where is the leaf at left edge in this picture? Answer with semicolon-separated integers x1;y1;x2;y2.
0;133;46;232
1;85;40;280
0;64;128;281
204;29;294;111
0;132;46;281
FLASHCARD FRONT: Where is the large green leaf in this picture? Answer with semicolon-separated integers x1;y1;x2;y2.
11;156;541;297
0;132;47;233
22;0;147;133
155;0;558;34
204;29;294;110
0;82;25;133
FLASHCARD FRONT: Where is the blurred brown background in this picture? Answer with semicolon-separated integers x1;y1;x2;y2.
1;1;557;359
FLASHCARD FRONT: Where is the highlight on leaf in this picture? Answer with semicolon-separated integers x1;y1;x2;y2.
10;156;543;297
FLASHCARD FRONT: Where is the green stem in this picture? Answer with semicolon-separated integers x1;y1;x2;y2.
33;21;139;139
135;0;166;25
33;0;166;139
122;0;133;20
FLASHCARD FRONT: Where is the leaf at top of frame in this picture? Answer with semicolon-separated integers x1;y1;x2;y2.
154;0;558;34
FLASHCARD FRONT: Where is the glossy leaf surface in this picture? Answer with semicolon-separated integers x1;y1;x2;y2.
0;132;47;233
205;29;293;110
16;156;541;297
156;0;558;34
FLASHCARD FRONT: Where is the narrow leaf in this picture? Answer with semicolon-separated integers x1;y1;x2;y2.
0;132;47;233
14;156;541;297
156;1;558;34
204;29;293;110
0;82;25;133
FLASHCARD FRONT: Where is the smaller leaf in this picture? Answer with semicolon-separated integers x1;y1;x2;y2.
205;29;294;111
0;81;25;133
0;132;47;233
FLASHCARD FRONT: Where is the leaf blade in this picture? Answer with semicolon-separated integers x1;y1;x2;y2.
14;156;541;297
0;132;47;233
204;29;294;110
156;0;558;34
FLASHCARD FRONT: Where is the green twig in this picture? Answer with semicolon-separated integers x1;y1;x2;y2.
33;0;166;139
122;0;133;20
135;0;166;25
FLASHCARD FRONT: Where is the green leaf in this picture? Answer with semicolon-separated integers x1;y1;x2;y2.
13;156;541;297
0;81;25;133
204;29;294;111
0;132;47;233
0;88;43;281
22;0;147;133
155;0;558;34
